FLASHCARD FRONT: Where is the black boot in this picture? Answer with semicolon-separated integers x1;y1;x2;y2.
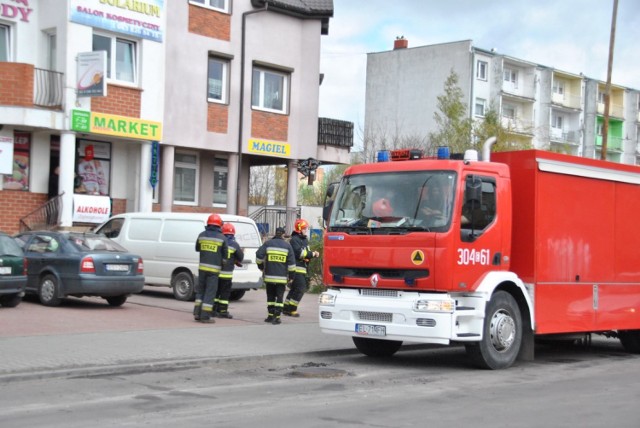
264;306;275;323
193;302;202;321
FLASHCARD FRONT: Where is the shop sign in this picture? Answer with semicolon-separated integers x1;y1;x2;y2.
248;138;290;157
73;194;111;224
72;109;162;141
69;0;164;43
0;0;33;22
149;141;159;188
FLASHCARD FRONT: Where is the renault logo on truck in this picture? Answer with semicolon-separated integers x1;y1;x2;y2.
370;273;380;288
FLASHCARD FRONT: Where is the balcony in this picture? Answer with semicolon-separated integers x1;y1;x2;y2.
551;92;582;110
597;102;624;118
501;117;534;135
550;128;580;145
596;135;623;151
318;117;353;148
0;63;63;110
34;68;64;108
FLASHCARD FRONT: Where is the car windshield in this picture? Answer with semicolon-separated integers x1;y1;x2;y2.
68;234;127;252
0;235;23;256
329;170;456;232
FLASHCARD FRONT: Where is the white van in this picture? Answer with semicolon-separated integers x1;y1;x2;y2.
95;212;263;301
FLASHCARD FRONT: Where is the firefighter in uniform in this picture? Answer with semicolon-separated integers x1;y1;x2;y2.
193;214;228;323
256;226;296;325
214;222;244;319
283;218;319;317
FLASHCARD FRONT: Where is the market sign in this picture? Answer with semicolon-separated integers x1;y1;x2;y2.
248;138;290;157
69;0;164;43
71;110;162;141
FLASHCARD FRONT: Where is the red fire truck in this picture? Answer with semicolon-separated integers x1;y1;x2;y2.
319;140;640;369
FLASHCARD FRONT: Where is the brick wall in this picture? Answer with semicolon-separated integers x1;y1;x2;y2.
92;84;142;118
0;191;47;234
111;198;127;216
251;110;289;142
0;63;34;107
207;103;229;133
188;4;230;40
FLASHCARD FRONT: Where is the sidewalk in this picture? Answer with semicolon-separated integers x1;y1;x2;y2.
0;290;355;382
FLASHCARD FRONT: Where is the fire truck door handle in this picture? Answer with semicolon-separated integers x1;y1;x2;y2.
492;253;502;265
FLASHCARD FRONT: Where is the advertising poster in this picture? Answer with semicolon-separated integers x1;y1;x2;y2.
73;194;111;224
77;51;107;97
1;132;30;191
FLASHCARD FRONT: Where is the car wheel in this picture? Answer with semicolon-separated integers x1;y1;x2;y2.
172;271;195;301
39;274;62;307
105;295;128;307
229;290;246;301
0;293;23;308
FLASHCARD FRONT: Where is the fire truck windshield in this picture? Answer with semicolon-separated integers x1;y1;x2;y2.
329;171;457;233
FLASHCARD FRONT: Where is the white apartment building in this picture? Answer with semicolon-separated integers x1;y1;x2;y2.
0;0;350;234
365;39;640;164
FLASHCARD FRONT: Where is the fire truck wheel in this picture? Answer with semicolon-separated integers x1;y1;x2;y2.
466;290;522;370
618;330;640;353
352;337;402;357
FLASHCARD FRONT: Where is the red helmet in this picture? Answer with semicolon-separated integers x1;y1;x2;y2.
207;214;223;227
222;223;235;235
294;218;309;233
372;198;394;217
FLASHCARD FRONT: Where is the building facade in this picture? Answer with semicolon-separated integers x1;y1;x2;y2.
0;0;348;234
365;39;640;164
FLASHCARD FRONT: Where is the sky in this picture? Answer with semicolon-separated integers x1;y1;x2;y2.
318;0;640;148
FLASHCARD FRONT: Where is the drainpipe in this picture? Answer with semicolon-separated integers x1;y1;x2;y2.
236;4;269;215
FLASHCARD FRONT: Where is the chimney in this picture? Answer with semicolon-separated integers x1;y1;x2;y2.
394;37;408;50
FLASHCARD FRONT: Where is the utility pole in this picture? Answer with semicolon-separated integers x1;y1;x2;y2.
601;0;618;160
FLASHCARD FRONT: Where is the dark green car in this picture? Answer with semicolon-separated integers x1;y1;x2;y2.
0;232;26;308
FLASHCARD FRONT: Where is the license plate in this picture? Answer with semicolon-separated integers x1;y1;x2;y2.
105;264;129;272
0;266;11;275
355;324;386;337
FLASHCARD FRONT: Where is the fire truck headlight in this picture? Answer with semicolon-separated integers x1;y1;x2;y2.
319;293;336;306
414;299;454;313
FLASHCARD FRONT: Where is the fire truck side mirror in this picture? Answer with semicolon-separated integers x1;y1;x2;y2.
323;182;339;227
465;175;483;205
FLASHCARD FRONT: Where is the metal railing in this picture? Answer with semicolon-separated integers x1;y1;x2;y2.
250;206;300;238
34;68;64;108
19;192;63;232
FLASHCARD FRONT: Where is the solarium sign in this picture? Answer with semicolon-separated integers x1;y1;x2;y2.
69;0;164;43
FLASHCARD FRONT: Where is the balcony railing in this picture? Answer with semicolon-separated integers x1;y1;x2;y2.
596;135;623;151
597;102;624;118
34;68;64;108
551;92;582;110
550;129;580;144
318;117;353;148
501;117;534;134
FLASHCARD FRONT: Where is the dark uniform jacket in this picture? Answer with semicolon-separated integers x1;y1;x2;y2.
195;225;228;274
256;236;296;284
290;232;315;275
219;235;244;280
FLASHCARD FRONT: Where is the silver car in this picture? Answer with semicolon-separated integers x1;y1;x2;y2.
14;231;144;307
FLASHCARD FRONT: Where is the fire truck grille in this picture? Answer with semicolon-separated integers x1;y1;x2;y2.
330;267;429;280
357;311;392;322
361;289;399;298
416;318;436;327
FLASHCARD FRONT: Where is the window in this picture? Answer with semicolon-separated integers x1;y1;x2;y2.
552;80;564;95
93;33;136;84
476;60;488;80
598;91;606;104
252;67;289;113
76;140;111;196
190;0;229;12
502;104;516;120
461;175;496;242
503;68;517;85
2;131;30;191
552;115;563;129
174;152;198;205
48;33;57;71
213;158;228;206
475;98;486;117
597;123;603;136
208;57;229;103
0;24;9;61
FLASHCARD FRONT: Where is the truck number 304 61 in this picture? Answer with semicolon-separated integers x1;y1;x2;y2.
457;248;491;266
